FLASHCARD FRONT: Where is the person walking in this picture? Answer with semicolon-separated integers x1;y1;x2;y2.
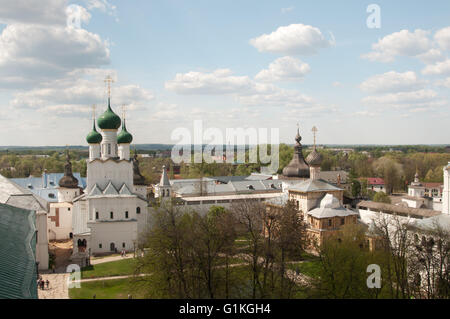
46;280;49;289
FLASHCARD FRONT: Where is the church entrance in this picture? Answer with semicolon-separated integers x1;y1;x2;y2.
110;242;115;252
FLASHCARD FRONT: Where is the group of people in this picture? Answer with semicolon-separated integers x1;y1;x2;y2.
120;249;127;257
37;276;50;290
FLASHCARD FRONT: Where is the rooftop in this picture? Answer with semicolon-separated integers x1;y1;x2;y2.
0;203;37;299
357;200;441;218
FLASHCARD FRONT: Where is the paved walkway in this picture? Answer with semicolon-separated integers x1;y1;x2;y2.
91;253;134;265
37;273;70;299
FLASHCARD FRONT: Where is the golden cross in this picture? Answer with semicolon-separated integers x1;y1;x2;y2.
104;75;114;99
312;126;318;147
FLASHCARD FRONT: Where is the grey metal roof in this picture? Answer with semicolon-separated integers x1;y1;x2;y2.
357;201;441;218
11;172;86;202
308;194;357;219
0;203;37;299
289;178;342;193
318;170;348;184
0;174;48;212
174;179;282;196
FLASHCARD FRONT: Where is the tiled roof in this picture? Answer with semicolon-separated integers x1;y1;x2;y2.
289;179;342;193
0;203;37;299
363;177;385;185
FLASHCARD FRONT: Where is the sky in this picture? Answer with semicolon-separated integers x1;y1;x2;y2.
0;0;449;146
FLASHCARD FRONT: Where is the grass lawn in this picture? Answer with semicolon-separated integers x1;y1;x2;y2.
81;258;137;279
69;278;147;299
287;260;322;278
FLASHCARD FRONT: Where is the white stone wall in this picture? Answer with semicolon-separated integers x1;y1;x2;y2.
86;160;133;191
88;220;138;254
57;187;80;203
134;185;147;198
48;202;73;240
443;164;450;215
36;210;49;270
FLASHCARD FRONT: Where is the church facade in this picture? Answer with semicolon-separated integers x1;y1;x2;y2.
70;97;149;263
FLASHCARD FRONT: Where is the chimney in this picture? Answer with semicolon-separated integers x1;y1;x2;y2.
42;169;48;188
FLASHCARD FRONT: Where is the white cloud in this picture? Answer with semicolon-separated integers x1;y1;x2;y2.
434;77;450;88
0;0;68;25
422;59;450;76
250;23;333;56
165;69;253;94
10;71;154;116
362;29;431;62
255;56;310;82
359;71;426;93
434;26;450;51
362;89;439;109
281;7;294;14
165;68;334;116
416;48;445;64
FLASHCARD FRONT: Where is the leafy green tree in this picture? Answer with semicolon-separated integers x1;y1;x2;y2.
373;192;391;204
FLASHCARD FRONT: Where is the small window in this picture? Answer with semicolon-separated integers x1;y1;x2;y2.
136;207;141;214
341;218;345;225
95;212;99;219
110;212;114;219
328;219;332;226
122;242;125;248
125;211;129;219
99;243;102;249
68;207;71;211
48;193;55;198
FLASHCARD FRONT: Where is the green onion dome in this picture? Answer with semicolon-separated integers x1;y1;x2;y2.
97;98;121;130
117;120;133;144
86;120;103;144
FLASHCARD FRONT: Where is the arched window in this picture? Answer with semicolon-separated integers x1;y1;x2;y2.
167;190;170;196
125;211;129;219
136;207;141;214
162;189;165;197
110;211;114;219
95;212;99;219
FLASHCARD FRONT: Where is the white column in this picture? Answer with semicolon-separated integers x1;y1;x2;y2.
101;130;118;159
89;144;101;160
443;163;450;215
118;144;130;160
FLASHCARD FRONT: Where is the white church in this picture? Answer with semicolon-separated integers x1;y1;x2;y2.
67;96;149;265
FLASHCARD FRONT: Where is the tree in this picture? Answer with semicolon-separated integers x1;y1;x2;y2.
373;191;391;204
351;179;361;198
313;224;382;298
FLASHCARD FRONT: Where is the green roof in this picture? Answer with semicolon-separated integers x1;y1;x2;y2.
117;120;133;144
0;203;37;299
97;98;121;130
86;119;103;144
